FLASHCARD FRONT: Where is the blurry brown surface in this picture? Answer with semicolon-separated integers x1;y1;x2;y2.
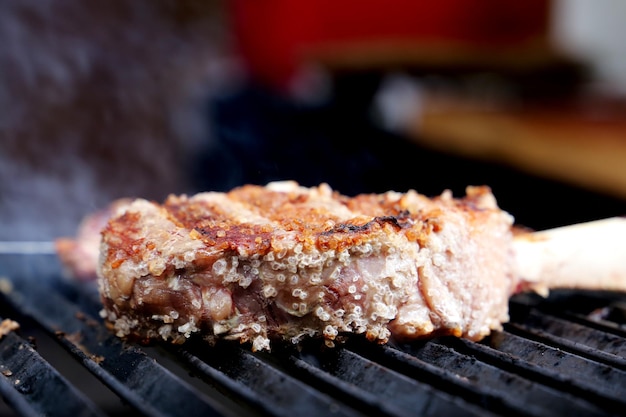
306;41;558;74
408;96;626;200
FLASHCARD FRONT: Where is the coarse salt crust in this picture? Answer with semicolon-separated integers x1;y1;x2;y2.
98;181;516;351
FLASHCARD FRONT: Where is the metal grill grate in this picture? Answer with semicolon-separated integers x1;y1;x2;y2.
0;254;624;417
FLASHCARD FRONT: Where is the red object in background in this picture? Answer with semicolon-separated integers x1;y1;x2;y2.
228;0;551;92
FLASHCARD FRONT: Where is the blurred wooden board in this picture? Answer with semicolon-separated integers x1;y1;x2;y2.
407;98;626;200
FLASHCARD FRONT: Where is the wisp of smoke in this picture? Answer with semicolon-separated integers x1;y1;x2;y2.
0;0;233;241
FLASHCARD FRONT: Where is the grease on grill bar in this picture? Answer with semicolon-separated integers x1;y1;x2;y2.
0;254;624;417
0;330;105;417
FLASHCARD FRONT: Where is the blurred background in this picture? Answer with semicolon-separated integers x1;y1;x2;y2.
1;0;626;241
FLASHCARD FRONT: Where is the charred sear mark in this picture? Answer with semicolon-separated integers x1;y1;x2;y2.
193;225;273;254
323;211;412;235
195;226;222;238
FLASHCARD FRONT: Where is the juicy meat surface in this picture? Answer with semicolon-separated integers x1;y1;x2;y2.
98;181;517;351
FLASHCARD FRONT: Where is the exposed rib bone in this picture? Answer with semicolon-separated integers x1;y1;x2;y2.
514;217;626;296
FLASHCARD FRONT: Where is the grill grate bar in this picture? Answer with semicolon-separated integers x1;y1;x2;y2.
289;343;499;417
510;293;626;352
367;340;613;417
0;329;106;417
558;311;626;339
512;292;626;339
504;320;626;371
0;266;234;417
353;341;540;417
286;353;412;417
177;342;364;417
449;333;626;411
0;370;39;417
176;348;282;417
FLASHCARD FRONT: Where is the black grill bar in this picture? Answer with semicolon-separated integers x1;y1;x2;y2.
361;340;610;417
514;312;626;357
521;291;626;338
287;343;500;417
287;352;416;417
177;344;364;417
450;333;626;413
507;304;626;370
0;329;105;417
0;256;236;417
1;254;625;417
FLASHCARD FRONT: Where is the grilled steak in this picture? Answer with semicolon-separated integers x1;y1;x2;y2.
98;181;517;351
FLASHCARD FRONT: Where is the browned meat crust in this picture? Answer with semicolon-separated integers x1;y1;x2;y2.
98;181;516;351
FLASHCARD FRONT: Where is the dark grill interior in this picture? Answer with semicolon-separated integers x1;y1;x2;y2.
1;253;625;417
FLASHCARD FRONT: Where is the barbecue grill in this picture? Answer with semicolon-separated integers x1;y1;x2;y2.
0;252;625;417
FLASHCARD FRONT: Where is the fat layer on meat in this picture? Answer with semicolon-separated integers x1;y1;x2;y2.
98;181;517;351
